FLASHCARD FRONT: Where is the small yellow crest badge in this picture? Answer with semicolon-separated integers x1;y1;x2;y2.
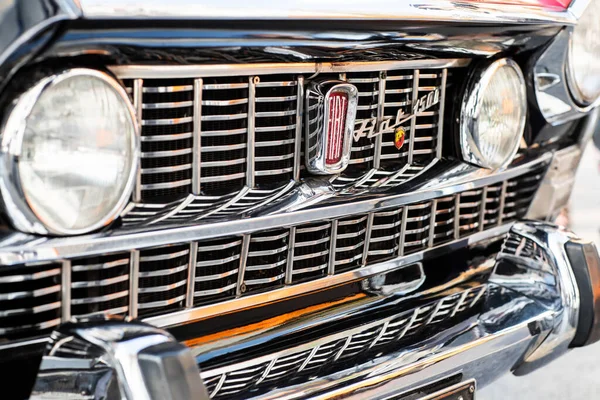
394;127;406;150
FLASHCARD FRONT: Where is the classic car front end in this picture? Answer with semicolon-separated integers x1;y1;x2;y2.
1;0;600;399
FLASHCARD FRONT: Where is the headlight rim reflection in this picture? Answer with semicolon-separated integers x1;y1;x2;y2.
460;57;527;170
0;68;139;236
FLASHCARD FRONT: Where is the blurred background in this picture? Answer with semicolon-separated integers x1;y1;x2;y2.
481;140;600;399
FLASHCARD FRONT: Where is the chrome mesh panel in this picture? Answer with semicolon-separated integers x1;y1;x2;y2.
0;164;545;342
200;284;489;399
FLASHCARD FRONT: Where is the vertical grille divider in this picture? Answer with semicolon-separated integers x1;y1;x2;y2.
328;220;338;275
293;76;304;182
129;250;139;318
192;78;203;195
61;260;71;322
428;200;438;248
436;69;447;158
398;207;409;256
247;77;257;188
133;79;144;202
186;242;198;308
373;71;386;169
408;70;420;164
479;187;488;232
362;213;375;266
236;235;251;296
284;227;296;285
499;181;508;225
453;194;461;240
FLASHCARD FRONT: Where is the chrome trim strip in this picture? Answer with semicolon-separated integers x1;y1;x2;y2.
328;221;338;275
133;79;143;203
408;70;419;165
294;76;304;182
129;250;140;319
237;235;251;295
436;69;447;159
285;227;296;285
192;79;202;195
0;154;552;266
61;260;71;322
144;224;510;327
109;60;471;80
186;242;198;308
79;0;580;25
247;77;257;188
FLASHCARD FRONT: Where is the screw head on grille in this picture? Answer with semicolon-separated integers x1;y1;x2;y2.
305;80;358;175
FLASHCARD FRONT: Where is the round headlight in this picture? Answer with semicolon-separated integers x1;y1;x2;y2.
460;58;526;170
0;69;138;235
567;0;600;106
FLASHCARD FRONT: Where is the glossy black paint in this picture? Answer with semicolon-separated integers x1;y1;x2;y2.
41;22;562;65
0;0;76;93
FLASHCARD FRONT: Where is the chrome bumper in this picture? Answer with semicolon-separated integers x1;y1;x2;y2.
31;221;600;399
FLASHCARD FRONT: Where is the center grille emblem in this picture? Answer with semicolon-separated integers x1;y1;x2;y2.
305;80;358;175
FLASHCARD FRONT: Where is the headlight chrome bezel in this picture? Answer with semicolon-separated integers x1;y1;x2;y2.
460;58;527;170
0;68;139;236
566;27;600;109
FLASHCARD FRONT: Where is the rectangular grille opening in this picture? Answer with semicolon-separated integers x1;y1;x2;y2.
380;69;413;170
458;190;483;237
137;244;189;317
245;230;289;292
71;253;130;318
433;196;455;246
201;76;249;196
0;263;61;341
344;71;379;178
484;183;503;229
368;209;403;264
403;202;432;254
255;74;298;189
139;78;194;203
335;215;368;274
195;237;242;305
292;224;331;283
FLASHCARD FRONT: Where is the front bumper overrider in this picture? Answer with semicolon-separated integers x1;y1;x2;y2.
29;221;600;399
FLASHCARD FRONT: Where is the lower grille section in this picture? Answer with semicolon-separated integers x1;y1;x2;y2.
0;163;545;343
200;284;488;399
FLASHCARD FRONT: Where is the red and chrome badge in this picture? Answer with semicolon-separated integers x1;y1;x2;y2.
394;127;406;150
305;80;359;175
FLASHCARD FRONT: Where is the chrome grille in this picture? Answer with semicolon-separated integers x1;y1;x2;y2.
200;284;488;399
291;223;332;283
0;263;61;340
117;60;463;225
70;253;130;318
0;164;546;342
194;238;242;305
137;244;189;317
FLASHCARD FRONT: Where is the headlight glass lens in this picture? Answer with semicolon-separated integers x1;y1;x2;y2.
461;58;526;169
9;70;137;235
568;0;600;105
